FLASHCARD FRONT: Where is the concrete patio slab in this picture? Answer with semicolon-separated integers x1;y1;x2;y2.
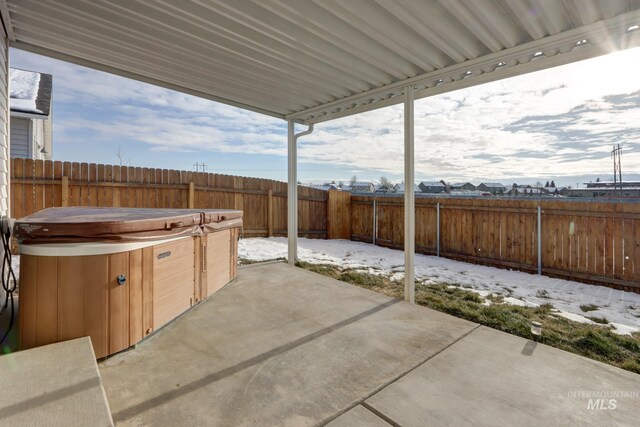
0;337;113;426
99;262;476;426
365;326;640;426
325;404;391;427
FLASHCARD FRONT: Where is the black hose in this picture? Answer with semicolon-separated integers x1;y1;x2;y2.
1;223;17;346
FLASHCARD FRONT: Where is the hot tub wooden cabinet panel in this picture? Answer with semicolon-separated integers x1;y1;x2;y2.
19;251;144;358
199;228;240;300
151;238;196;330
16;207;242;359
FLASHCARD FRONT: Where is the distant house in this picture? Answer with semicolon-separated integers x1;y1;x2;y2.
374;184;394;193
451;182;476;191
544;186;560;195
309;183;340;191
562;182;640;198
347;181;375;193
507;186;549;197
394;183;420;193
418;181;445;193
10;68;53;160
477;182;506;195
585;181;640;189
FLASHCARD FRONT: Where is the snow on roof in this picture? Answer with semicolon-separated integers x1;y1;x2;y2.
10;69;41;114
512;186;547;193
449;190;489;197
480;182;506;187
10;68;53;116
420;181;445;187
308;184;338;191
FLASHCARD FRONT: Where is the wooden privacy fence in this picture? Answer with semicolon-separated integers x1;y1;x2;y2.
10;159;640;293
348;194;640;293
10;159;328;238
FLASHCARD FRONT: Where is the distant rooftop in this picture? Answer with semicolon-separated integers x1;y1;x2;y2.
9;68;52;117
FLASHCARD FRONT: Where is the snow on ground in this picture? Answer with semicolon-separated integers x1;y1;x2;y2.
239;237;640;335
10;69;42;114
11;255;19;285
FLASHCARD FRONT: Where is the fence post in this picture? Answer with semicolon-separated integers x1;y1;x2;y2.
436;202;440;257
267;189;273;237
188;182;195;209
372;199;377;245
537;205;542;275
61;176;69;207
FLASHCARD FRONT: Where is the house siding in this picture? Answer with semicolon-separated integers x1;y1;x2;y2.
0;32;8;215
44;104;52;158
0;31;7;304
10;116;30;158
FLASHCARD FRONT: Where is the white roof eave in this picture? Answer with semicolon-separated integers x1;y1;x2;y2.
287;10;640;124
5;2;640;125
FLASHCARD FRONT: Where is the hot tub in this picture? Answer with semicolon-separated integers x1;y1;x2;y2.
14;207;242;358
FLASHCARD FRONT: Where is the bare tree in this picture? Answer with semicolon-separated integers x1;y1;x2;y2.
350;175;357;186
338;180;344;188
116;145;131;167
379;176;391;187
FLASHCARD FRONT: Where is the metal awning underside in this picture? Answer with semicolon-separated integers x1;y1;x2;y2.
3;0;640;124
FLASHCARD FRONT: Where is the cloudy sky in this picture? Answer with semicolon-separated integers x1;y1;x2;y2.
10;46;640;187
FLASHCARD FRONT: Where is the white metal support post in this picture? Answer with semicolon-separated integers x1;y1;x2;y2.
404;85;415;303
287;120;297;265
287;120;314;265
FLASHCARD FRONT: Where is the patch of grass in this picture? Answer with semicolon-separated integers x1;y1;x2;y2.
486;293;505;304
295;262;640;375
586;316;609;325
580;304;599;312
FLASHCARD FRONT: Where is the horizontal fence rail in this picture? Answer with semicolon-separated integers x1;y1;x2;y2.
348;194;640;293
10;159;328;239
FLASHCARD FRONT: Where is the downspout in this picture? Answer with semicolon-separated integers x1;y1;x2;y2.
287;121;314;265
295;124;314;143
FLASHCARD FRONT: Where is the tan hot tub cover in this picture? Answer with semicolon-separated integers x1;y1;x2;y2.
14;207;243;243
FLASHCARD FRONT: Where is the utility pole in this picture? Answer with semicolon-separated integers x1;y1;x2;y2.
193;162;208;173
611;144;622;196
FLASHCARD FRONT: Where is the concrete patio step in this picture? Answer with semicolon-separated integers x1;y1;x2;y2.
0;337;114;426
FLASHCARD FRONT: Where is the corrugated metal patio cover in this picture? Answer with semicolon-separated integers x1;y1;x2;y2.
4;0;640;123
